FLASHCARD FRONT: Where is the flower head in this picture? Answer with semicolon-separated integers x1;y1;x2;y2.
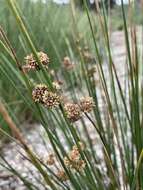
71;160;86;172
69;148;80;161
52;81;62;91
23;52;49;72
37;51;49;66
64;143;86;172
46;154;55;165
72;141;85;151
63;56;74;70
64;103;81;122
56;170;68;182
32;84;48;103
80;97;95;113
42;91;61;108
64;157;70;167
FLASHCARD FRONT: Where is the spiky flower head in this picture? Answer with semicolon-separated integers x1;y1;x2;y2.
80;97;95;113
42;91;61;108
64;103;81;122
32;84;48;103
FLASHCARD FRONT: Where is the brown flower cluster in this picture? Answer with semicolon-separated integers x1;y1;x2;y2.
22;52;49;73
64;142;86;172
32;84;61;108
64;97;94;122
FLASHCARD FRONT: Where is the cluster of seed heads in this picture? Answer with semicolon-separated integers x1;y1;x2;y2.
32;84;61;108
32;84;94;118
23;52;94;181
64;142;86;172
22;52;49;72
64;97;95;122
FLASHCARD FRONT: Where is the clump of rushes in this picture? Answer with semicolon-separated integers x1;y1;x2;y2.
2;0;143;189
79;96;95;113
22;51;49;72
64;103;81;122
32;84;61;108
64;142;86;172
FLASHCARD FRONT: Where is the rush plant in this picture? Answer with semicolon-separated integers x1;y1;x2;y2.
0;0;143;189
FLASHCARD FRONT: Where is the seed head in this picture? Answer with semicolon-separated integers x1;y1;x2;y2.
42;91;61;108
32;84;48;103
72;160;86;172
56;170;68;182
63;143;86;172
52;81;62;91
22;62;40;73
83;51;94;62
37;51;49;66
80;97;95;113
64;103;81;122
64;157;70;167
72;141;85;151
46;154;55;165
23;52;49;72
63;56;74;70
69;148;80;161
87;66;96;77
